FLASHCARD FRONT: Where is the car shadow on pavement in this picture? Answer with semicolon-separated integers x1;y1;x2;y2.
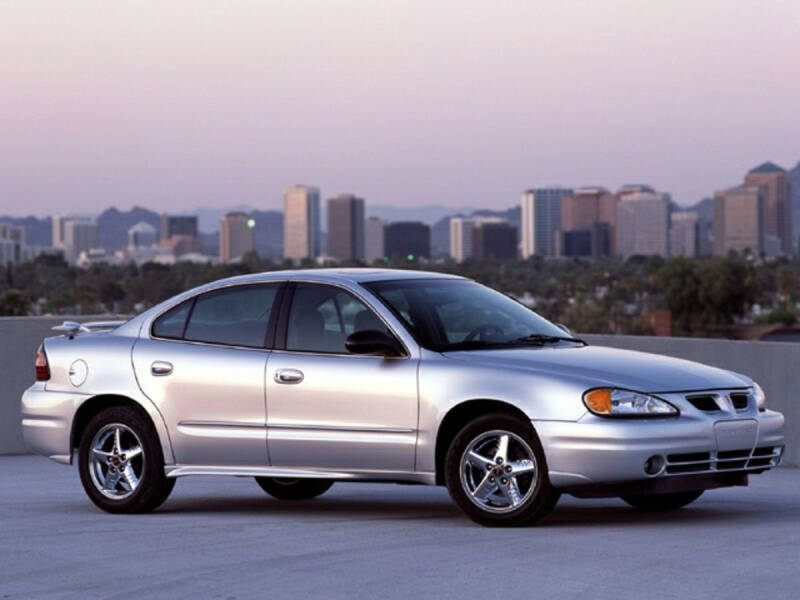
143;493;768;528
155;495;462;521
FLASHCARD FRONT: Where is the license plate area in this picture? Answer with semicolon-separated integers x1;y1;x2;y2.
714;419;758;452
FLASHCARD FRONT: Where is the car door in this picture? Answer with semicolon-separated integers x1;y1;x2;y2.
266;282;418;472
132;282;282;467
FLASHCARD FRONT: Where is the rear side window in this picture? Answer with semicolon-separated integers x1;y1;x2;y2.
152;299;192;339
183;284;279;348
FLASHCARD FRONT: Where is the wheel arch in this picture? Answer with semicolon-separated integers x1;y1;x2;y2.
71;394;174;464
434;399;531;485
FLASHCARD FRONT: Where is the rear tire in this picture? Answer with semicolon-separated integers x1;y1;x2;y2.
621;490;703;510
78;406;175;514
255;477;333;500
444;413;560;527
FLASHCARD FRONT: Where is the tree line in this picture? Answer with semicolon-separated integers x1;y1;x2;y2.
1;252;797;338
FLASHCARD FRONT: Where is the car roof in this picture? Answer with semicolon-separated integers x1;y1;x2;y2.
209;268;465;286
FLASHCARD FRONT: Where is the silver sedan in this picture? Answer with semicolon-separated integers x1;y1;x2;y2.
21;269;785;526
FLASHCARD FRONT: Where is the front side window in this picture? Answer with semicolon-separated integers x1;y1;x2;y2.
286;283;392;353
168;284;279;348
365;279;576;351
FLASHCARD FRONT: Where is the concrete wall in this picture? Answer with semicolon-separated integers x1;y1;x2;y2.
584;334;797;467
1;320;795;466
0;316;115;454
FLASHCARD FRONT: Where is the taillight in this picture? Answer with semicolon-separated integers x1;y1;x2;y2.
35;345;50;381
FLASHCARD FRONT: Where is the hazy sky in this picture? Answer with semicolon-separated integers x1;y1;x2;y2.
1;0;799;216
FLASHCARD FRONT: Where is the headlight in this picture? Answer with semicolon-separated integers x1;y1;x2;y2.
753;383;767;411
583;388;678;418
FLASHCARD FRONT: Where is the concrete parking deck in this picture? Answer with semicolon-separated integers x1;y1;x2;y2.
1;456;798;599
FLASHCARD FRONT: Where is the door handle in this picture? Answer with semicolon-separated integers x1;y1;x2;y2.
151;361;174;376
274;368;304;384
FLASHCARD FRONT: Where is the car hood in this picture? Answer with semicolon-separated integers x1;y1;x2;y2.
442;344;750;393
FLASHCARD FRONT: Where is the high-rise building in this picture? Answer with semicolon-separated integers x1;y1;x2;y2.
220;212;255;263
669;211;699;258
790;162;800;252
616;191;671;257
744;162;792;254
473;222;518;261
63;219;98;264
383;222;430;260
449;216;504;262
160;214;198;241
127;222;158;249
713;185;764;256
560;187;617;257
0;222;25;263
283;185;320;262
520;187;571;258
326;194;365;262
159;214;202;256
52;215;69;248
364;217;386;263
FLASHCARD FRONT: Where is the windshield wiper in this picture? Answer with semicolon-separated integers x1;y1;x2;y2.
507;333;587;346
442;334;587;352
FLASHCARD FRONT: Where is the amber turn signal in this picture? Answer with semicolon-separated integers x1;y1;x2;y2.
584;388;612;414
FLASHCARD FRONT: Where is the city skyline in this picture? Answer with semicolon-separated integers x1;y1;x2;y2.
2;2;800;215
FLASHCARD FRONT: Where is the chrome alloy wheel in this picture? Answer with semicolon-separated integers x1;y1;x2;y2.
459;429;538;514
88;423;145;500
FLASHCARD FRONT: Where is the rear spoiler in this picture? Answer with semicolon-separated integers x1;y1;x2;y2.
52;320;128;337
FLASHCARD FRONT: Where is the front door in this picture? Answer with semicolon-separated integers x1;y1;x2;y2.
133;283;281;466
266;282;418;472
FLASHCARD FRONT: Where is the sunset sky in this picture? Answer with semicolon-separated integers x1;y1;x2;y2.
1;0;799;215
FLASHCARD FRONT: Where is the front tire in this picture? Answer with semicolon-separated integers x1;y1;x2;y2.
445;413;560;526
621;490;703;510
78;406;175;514
255;477;334;500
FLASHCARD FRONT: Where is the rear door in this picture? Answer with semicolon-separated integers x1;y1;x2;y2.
133;282;282;466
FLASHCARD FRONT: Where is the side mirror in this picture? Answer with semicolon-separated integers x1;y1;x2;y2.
345;330;404;357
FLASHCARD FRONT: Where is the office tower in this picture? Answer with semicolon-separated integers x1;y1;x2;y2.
473;222;518;261
449;216;504;262
615;191;671;257
160;214;199;240
520;187;571;258
690;197;714;257
383;222;430;259
127;222;158;249
52;215;75;248
790;162;800;252
364;217;386;263
220;212;255;262
744;162;791;254
159;214;203;256
63;219;98;264
283;185;320;262
560;187;617;257
669;211;699;258
0;222;25;263
326;194;365;262
712;186;764;256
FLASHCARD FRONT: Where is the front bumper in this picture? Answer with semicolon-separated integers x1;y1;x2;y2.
20;383;85;464
534;407;785;495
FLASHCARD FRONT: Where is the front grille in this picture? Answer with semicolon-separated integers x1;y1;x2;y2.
664;447;780;475
687;395;719;412
686;392;750;412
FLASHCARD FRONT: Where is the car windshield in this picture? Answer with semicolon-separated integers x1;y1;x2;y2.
364;278;583;352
